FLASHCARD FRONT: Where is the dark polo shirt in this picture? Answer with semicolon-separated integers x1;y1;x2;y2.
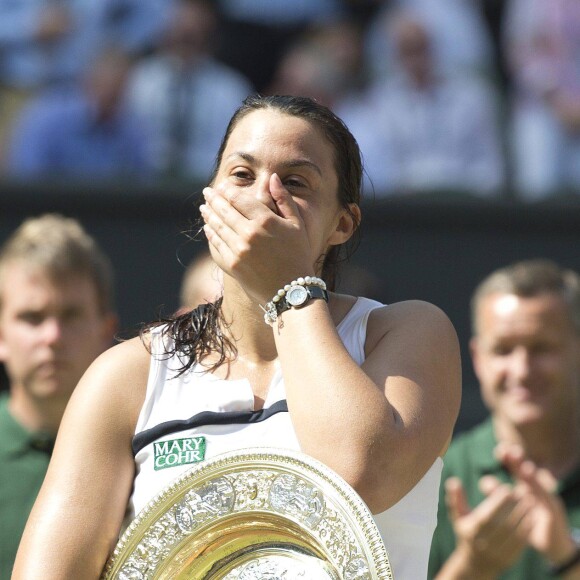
0;393;54;579
429;418;580;579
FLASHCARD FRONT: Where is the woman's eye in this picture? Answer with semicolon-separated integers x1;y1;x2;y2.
285;178;306;188
232;170;252;181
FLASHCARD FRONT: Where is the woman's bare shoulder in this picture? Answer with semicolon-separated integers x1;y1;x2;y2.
331;294;455;342
89;335;151;381
367;299;457;348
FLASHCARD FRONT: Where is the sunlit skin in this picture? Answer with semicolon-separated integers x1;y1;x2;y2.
0;262;117;433
471;292;580;436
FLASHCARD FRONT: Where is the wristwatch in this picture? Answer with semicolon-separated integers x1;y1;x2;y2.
263;284;328;325
283;284;328;309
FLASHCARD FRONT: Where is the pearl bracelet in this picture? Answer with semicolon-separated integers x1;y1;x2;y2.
261;276;327;326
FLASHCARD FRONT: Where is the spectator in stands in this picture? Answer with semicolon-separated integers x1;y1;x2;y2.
0;214;117;578
127;0;253;183
266;20;368;110
342;10;505;197
364;0;496;81
0;1;73;164
0;0;170;166
215;0;346;93
179;250;223;311
503;0;580;199
429;259;580;579
6;46;153;182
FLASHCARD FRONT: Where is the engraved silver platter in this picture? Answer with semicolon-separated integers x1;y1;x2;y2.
102;448;394;579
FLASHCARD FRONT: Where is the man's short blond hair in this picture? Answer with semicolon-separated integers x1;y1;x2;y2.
0;214;114;313
471;258;580;335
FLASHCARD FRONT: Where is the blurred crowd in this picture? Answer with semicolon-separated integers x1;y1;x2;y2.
1;0;580;201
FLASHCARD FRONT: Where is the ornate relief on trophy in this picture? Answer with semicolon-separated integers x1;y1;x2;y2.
102;449;394;580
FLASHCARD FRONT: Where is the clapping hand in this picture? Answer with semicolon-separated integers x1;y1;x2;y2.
438;443;577;579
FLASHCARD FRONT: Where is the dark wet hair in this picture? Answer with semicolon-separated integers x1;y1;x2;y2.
143;95;363;374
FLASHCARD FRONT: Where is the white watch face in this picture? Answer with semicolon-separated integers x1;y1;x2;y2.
286;285;309;307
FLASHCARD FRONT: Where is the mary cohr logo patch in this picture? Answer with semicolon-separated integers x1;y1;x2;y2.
153;436;206;470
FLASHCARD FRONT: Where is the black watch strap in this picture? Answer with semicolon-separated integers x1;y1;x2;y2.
277;285;329;317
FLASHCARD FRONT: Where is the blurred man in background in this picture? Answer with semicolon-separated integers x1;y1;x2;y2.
0;214;117;578
429;259;580;579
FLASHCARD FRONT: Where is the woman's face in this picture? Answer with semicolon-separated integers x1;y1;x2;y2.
212;109;352;268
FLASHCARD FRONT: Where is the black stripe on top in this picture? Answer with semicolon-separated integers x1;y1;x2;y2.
132;399;289;456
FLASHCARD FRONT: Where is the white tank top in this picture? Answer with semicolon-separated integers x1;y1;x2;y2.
129;297;442;579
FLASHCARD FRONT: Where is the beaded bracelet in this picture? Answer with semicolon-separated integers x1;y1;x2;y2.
261;276;327;326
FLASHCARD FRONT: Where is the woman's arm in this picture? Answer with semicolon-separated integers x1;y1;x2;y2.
12;337;149;579
201;172;462;514
274;297;461;513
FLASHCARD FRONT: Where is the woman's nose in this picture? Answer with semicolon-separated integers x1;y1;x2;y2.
255;174;278;212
